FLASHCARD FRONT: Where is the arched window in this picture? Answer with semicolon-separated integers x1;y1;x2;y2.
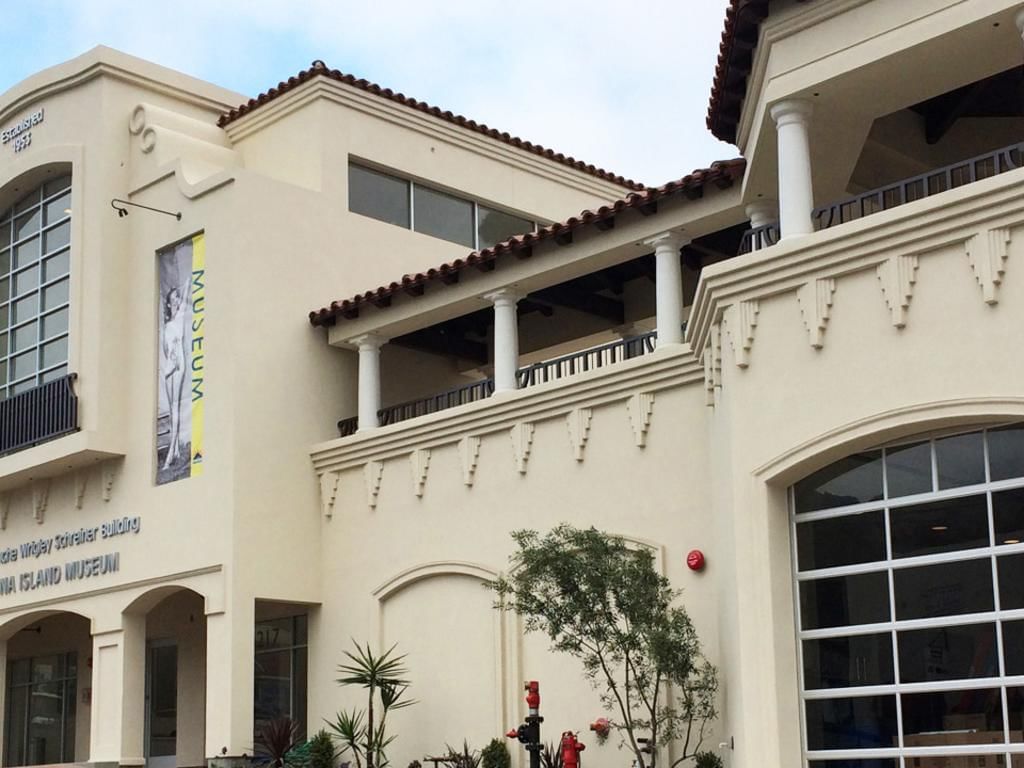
0;174;70;397
791;424;1024;768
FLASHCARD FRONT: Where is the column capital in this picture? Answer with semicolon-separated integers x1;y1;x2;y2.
643;230;691;251
770;98;814;127
483;287;523;307
350;332;387;350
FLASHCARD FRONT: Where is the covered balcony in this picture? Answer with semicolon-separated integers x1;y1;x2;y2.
309;160;748;447
737;3;1024;255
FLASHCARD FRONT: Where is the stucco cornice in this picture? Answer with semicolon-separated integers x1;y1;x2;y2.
0;47;242;127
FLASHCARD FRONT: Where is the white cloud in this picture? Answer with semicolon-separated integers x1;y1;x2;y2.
6;0;737;186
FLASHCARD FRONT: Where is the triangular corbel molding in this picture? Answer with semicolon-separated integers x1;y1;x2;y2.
510;422;535;474
458;436;481;487
877;253;919;328
703;321;723;406
32;481;49;525
966;227;1011;305
410;449;431;497
365;460;384;510
74;470;89;510
797;277;837;349
725;300;759;368
319;471;340;518
626;392;655;447
101;461;116;502
566;408;593;462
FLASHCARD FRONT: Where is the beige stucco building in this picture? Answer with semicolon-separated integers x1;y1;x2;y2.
1;2;1024;768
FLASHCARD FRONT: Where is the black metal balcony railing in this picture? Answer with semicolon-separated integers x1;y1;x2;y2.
813;141;1023;230
337;330;659;437
738;141;1024;250
0;374;79;456
738;222;780;254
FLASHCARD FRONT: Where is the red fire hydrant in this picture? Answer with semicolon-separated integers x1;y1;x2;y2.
560;731;585;768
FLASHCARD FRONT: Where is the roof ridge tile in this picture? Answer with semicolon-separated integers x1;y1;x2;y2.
219;61;645;191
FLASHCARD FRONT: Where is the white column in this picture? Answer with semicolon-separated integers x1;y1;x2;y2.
769;99;815;239
1016;8;1024;44
746;199;778;230
645;231;689;347
745;199;780;252
485;289;521;392
353;333;386;431
89;615;146;766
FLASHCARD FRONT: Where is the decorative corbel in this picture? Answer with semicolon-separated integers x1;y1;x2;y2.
32;482;49;525
319;471;340;518
566;408;593;462
877;253;919;328
365;461;384;510
458;436;482;487
966;227;1011;305
410;449;431;497
725;300;760;368
797;278;837;349
626;392;655;447
510;422;535;474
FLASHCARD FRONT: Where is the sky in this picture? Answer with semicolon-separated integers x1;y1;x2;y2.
0;1;738;188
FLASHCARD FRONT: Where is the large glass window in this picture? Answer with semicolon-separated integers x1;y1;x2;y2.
254;615;308;739
5;653;77;766
792;425;1024;768
0;175;71;397
348;162;535;249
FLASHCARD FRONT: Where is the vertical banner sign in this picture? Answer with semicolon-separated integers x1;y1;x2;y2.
156;234;205;485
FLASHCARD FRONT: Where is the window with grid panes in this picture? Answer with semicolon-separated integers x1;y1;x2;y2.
0;175;70;397
792;425;1024;768
5;652;77;766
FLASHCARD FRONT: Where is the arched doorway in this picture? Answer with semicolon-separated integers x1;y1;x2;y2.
125;587;206;768
0;611;91;767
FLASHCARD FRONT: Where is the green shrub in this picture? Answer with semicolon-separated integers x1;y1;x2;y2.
694;752;723;768
480;740;509;768
309;730;336;768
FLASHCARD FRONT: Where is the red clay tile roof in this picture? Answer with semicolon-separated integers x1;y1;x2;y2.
220;60;645;191
308;158;746;328
707;0;769;144
708;0;817;143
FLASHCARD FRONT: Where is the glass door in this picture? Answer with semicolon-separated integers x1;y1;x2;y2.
145;642;177;768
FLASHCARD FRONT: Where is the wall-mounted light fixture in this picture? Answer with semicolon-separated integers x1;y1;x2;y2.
110;198;181;221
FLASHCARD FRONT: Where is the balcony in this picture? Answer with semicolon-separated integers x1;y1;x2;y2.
0;373;125;493
337;331;658;436
0;374;79;455
740;141;1024;253
812;142;1023;230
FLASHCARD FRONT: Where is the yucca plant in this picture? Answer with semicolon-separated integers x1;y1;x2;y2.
328;641;416;768
255;716;302;768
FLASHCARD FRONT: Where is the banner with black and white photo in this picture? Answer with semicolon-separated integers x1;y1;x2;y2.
155;234;205;485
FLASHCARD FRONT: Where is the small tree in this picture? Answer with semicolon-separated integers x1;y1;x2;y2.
491;525;717;768
327;641;415;768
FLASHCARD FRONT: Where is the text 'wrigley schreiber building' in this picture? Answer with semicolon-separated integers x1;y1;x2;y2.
1;3;1023;768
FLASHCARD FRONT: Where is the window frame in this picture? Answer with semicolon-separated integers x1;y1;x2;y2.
4;651;78;767
253;615;308;740
347;160;537;250
790;426;1024;767
0;174;71;399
